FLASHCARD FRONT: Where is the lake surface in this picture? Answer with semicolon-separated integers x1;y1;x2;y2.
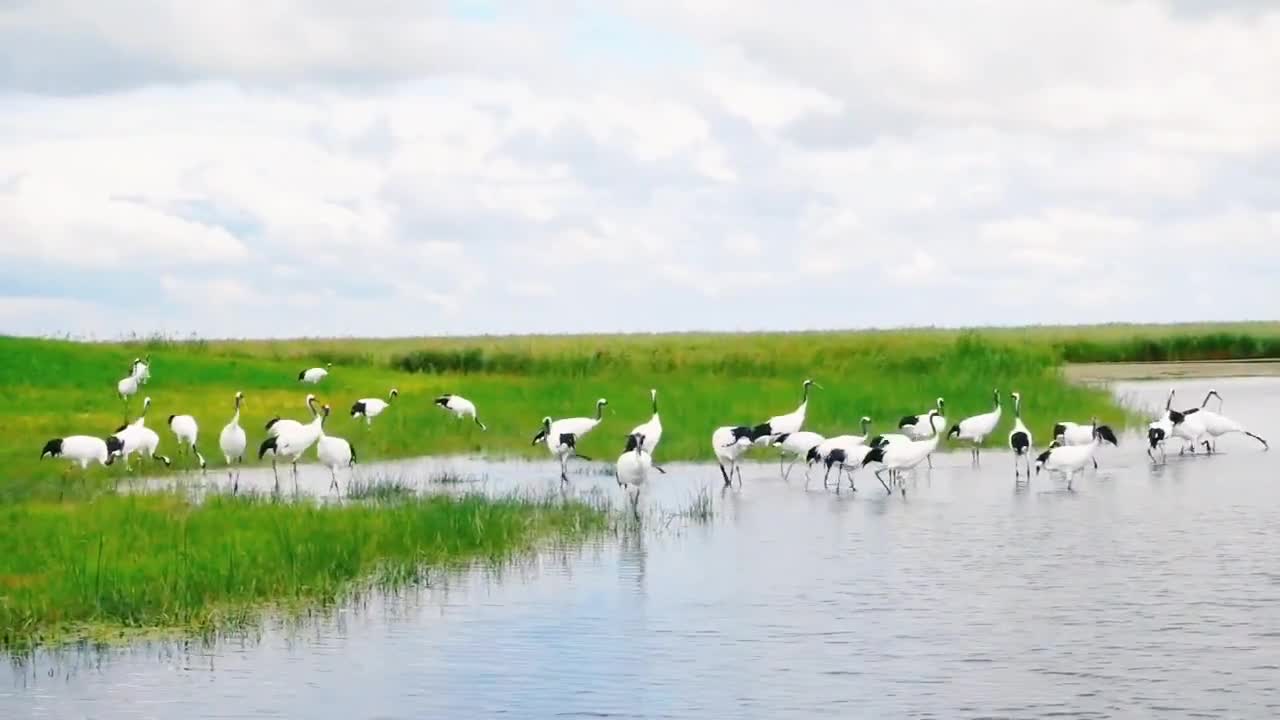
4;377;1279;719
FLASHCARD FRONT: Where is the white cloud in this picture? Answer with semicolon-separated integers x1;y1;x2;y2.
1;1;1278;338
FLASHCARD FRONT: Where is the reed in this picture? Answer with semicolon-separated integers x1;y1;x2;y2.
0;491;606;649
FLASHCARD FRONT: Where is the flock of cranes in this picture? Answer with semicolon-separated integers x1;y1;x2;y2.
40;359;487;495
40;359;1270;507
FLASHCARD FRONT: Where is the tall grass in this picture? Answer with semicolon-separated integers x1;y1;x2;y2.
0;492;606;649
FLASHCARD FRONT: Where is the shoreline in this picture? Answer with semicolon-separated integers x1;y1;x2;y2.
1065;359;1280;383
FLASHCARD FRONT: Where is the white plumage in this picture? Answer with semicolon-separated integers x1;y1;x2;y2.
1147;416;1174;462
1035;419;1116;490
770;430;826;481
1196;389;1268;451
898;397;946;467
810;418;872;466
1170;408;1209;455
112;397;171;469
168;412;206;470
219;391;248;493
117;374;140;400
298;363;332;384
899;397;947;440
629;389;663;455
316;405;357;493
264;394;319;445
351;388;398;426
863;411;944;494
259;395;325;492
752;379;819;446
816;443;874;491
1163;389;1210;455
614;432;665;518
712;425;757;487
809;417;874;487
1007;391;1033;479
1051;422;1097;446
532;398;608;483
434;393;487;430
1051;419;1119;469
41;435;122;469
948;389;1002;462
868;432;913;449
131;355;151;384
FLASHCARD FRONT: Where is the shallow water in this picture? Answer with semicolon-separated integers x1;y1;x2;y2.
4;377;1279;719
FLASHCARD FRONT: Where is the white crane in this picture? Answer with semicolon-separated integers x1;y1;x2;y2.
316;405;357;494
898;397;946;467
948;389;1002;463
298;363;332;384
130;354;151;384
1007;391;1033;479
810;418;873;457
816;443;875;492
1165;390;1210;455
433;393;487;430
531;398;608;483
41;435;123;469
751;379;820;446
1152;384;1177;456
351;388;398;427
769;431;826;481
629;389;663;455
712;425;758;487
615;432;666;519
111;397;171;470
168;412;206;471
863;411;944;495
1147;417;1174;463
219;391;248;493
867;431;913;449
899;397;946;439
116;373;140;420
41;435;124;496
263;394;319;447
808;416;873;488
1196;389;1268;452
1049;420;1119;468
259;395;324;493
1035;418;1113;490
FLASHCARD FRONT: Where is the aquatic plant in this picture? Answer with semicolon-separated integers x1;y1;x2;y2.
0;491;607;649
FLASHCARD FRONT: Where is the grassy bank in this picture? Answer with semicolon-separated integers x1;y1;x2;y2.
0;332;1139;500
0;490;607;649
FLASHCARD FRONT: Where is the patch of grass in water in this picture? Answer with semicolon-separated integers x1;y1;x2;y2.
429;470;483;485
344;475;417;502
677;485;715;523
0;491;607;651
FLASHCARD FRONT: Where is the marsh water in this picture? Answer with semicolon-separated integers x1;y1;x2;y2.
5;377;1280;718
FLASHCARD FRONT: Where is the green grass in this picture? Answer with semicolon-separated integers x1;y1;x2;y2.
13;325;1280;500
3;323;1276;648
0;491;607;649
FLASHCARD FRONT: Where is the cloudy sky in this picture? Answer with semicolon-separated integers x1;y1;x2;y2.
1;1;1277;339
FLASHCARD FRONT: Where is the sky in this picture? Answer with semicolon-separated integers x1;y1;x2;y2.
1;0;1277;340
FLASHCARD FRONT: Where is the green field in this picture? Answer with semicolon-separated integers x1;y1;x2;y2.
10;323;1280;499
4;322;1279;648
0;329;1184;499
